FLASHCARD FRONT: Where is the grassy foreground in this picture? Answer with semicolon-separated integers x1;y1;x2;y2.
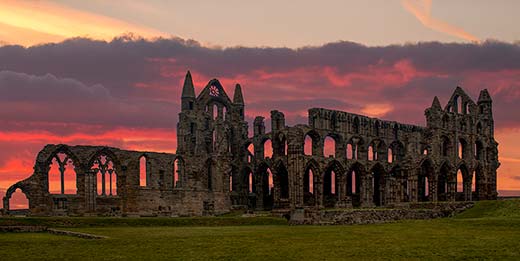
1;200;520;260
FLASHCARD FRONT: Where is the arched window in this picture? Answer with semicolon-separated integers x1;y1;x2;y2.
268;169;274;195
368;145;374;161
229;174;233;192
139;156;147;187
324;136;335;157
331;171;336;194
472;171;476;192
351;170;357;194
92;154;117;196
263;139;273;158
456;169;463;193
304;135;313;156
455;95;462;114
307;169;313;194
173;158;183;188
248;172;254;193
48;152;77;194
213;104;218;120
223;106;227;121
247;143;254;163
388;148;393;163
346;144;353;159
10;189;28;210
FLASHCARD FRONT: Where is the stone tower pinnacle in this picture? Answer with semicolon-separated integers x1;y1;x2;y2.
181;71;195;98
233;84;244;105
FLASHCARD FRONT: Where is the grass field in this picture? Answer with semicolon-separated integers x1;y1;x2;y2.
1;200;520;260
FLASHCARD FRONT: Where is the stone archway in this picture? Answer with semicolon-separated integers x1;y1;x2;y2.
370;163;387;206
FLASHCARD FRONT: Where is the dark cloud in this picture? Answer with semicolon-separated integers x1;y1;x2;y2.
0;37;519;132
0;70;178;130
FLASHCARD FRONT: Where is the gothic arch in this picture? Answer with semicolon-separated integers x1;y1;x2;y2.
418;158;435;202
3;182;30;210
322;160;344;208
303;129;321;156
45;145;80;195
303;159;320;206
255;162;274;210
370;163;387;206
89;148;121;196
272;160;289;200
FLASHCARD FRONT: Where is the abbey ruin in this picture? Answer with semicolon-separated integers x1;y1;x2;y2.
3;71;499;216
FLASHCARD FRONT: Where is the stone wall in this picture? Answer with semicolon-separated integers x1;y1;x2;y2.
290;202;474;225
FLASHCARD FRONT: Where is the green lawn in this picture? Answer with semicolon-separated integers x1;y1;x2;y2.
1;200;520;260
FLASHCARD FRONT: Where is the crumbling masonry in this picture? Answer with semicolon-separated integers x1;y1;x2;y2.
3;71;499;216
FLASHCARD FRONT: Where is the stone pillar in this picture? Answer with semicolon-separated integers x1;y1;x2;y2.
85;170;97;213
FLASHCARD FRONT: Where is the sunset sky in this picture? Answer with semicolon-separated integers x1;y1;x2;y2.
1;0;520;207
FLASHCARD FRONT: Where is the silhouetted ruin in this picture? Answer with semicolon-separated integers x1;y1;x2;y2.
3;71;499;216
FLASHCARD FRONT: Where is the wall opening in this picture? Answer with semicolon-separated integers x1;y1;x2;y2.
346;144;353;159
213;104;218;120
457;169;463;193
324;136;336;157
9;188;28;210
323;167;338;208
263;139;273;158
368;145;374;161
303;166;315;206
247;143;254;163
304;135;313;156
139;156;147;187
261;167;274;210
248;172;254;193
93;154;117;196
48;152;77;194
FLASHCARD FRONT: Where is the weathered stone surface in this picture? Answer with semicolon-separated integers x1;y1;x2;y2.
3;72;499;217
290;202;474;225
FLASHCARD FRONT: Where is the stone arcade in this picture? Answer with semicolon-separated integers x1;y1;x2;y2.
3;71;499;216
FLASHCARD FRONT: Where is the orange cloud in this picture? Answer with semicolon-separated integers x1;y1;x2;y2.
401;0;480;43
0;0;167;46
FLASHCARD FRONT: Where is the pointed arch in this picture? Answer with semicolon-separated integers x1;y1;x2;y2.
323;160;345;208
44;145;80;195
262;138;273;158
456;163;471;201
303;130;321;156
438;161;452;201
370;163;387;206
4;183;30;211
347;136;364;160
173;156;185;188
347;162;365;207
418;159;434;202
303;159;320;206
90;149;120;196
255;162;274;210
273;160;289;200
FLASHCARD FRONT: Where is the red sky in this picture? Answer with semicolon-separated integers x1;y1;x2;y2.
1;38;520;208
